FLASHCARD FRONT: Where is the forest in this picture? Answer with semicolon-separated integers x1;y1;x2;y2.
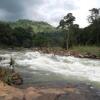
0;8;100;49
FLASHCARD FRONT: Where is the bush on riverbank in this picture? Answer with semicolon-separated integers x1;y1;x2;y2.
70;46;100;58
0;67;23;85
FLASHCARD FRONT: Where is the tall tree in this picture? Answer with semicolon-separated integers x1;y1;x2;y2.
58;13;75;49
88;8;100;23
88;8;100;45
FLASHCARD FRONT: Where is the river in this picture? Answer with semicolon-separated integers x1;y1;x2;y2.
0;50;100;87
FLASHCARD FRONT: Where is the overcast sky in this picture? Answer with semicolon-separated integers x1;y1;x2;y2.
0;0;99;28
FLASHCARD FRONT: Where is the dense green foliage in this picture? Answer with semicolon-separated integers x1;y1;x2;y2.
0;19;64;48
58;13;76;49
0;22;33;47
9;20;55;33
0;8;100;48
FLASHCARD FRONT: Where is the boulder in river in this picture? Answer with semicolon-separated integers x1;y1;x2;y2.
8;72;23;85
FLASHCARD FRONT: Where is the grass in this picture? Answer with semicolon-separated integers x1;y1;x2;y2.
0;67;12;84
70;46;100;57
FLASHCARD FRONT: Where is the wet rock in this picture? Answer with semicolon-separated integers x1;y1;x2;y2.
57;93;86;100
0;56;6;61
0;81;100;100
3;72;23;85
37;94;57;100
78;54;84;58
84;53;97;59
5;94;24;100
24;87;42;100
0;67;23;86
0;82;24;100
90;54;97;59
11;72;23;85
65;52;70;56
0;96;5;100
0;56;2;61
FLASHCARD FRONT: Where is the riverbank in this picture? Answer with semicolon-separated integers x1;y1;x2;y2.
0;81;100;100
0;48;100;100
0;46;100;60
0;48;100;86
32;46;100;60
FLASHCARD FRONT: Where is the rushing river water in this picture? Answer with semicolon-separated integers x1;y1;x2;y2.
0;50;100;86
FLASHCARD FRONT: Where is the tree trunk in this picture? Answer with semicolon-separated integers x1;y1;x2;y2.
66;30;69;50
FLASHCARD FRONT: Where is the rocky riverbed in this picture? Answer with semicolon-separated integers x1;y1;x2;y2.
0;49;100;100
0;81;100;100
32;47;100;59
0;47;100;59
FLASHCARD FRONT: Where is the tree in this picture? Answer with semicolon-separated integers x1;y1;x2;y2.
88;8;100;23
33;32;49;47
13;27;33;47
87;8;100;46
58;13;75;49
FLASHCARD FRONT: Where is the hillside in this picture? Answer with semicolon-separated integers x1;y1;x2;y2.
0;20;61;47
8;19;56;33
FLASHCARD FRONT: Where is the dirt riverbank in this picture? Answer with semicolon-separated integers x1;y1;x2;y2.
0;81;100;100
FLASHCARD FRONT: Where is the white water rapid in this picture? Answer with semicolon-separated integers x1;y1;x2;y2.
0;50;100;85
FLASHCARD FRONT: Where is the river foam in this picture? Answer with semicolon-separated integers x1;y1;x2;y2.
0;51;100;83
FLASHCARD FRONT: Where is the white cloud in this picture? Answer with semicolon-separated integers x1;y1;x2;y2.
25;0;100;28
0;0;99;28
26;0;78;26
72;0;99;27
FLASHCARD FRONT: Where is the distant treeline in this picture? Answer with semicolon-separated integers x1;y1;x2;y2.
0;9;100;48
0;20;62;47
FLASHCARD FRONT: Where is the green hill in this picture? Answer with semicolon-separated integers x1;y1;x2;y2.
8;19;55;33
